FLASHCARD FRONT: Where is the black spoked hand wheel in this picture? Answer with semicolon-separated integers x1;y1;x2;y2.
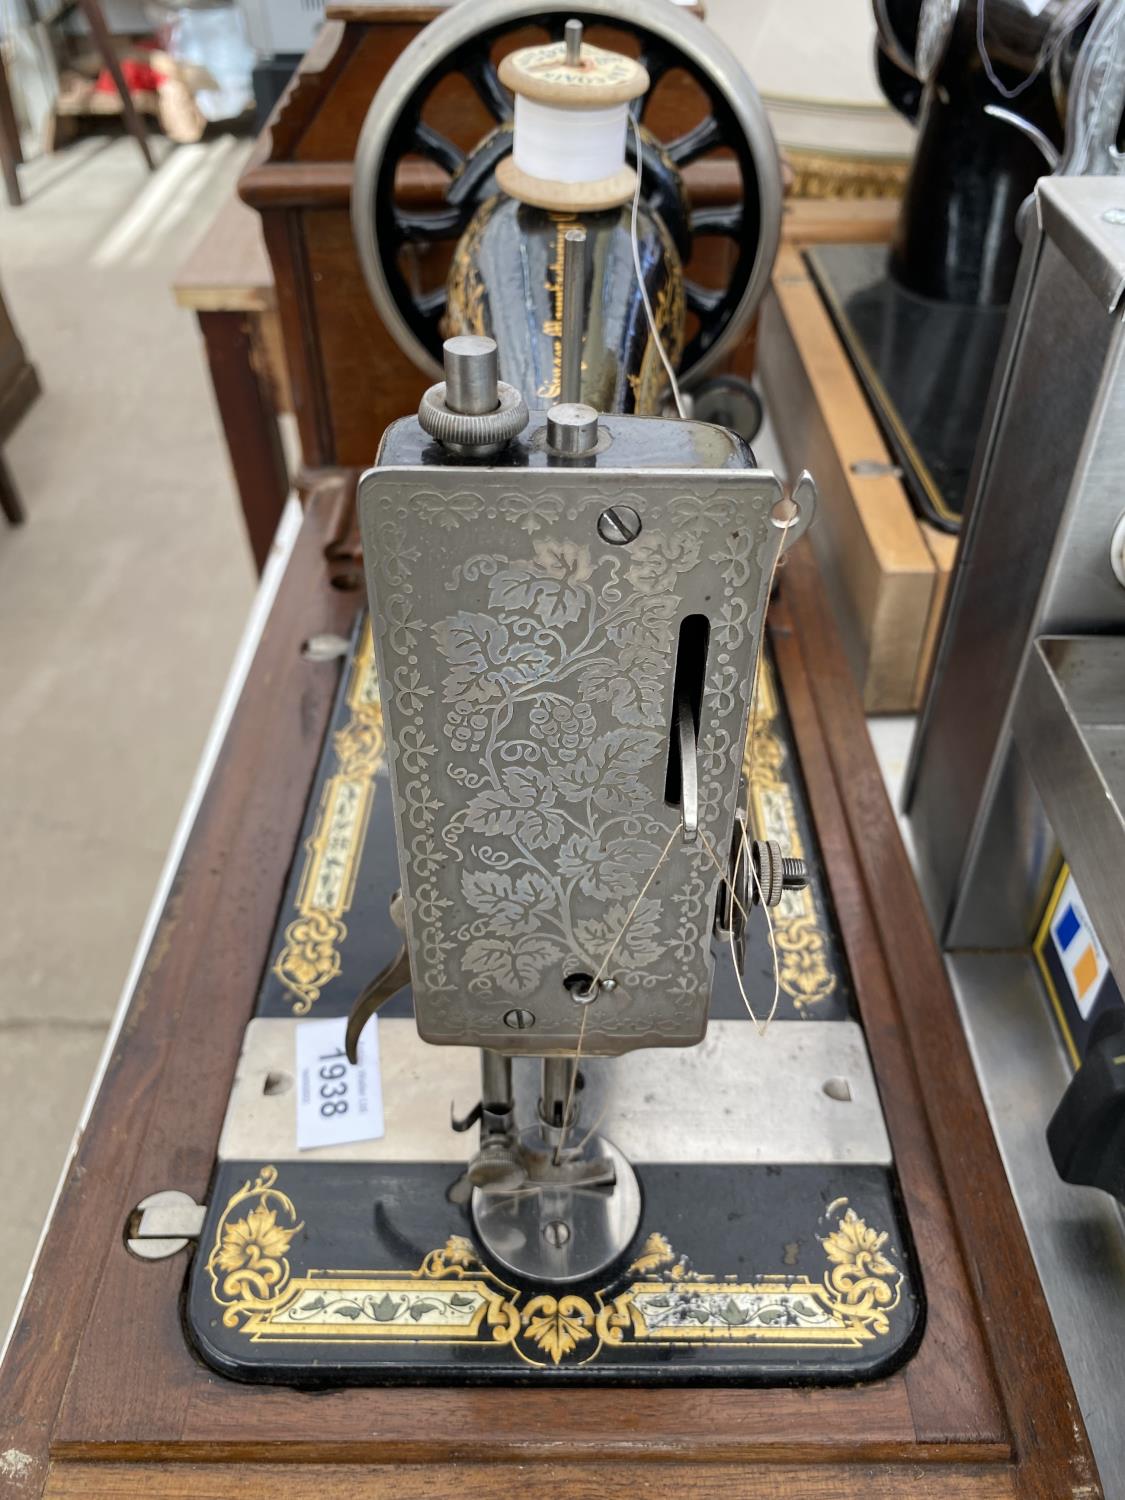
352;0;782;384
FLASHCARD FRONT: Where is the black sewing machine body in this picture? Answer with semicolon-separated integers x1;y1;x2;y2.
447;197;684;414
813;0;1085;532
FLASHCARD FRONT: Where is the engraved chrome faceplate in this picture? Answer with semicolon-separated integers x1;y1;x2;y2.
358;414;794;1056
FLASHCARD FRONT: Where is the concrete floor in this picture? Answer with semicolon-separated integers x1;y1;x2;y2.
0;134;257;1338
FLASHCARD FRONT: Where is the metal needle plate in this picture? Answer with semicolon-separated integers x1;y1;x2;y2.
218;1017;891;1166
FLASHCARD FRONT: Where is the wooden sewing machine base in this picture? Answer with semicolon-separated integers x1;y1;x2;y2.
191;619;918;1388
0;484;1097;1496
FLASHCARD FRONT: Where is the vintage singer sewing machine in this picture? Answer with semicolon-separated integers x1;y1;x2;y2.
0;1;1098;1493
185;4;930;1387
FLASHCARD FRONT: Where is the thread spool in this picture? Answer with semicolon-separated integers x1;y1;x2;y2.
513;96;631;184
497;32;649;212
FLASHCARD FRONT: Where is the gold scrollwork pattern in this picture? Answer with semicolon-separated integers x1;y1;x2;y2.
821;1207;900;1336
209;1174;902;1365
206;1166;303;1329
272;626;385;1013
744;661;837;1011
596;1209;902;1354
783;147;908;202
445;199;494;339
628;252;686;416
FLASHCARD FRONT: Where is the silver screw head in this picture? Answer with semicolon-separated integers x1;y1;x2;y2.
543;1218;572;1247
597;505;642;545
503;1008;535;1030
1103;207;1125;226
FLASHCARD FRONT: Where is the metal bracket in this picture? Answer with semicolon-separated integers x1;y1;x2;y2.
126;1190;206;1260
346;890;410;1063
777;469;817;552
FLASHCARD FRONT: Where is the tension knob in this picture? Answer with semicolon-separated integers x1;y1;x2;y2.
418;335;529;457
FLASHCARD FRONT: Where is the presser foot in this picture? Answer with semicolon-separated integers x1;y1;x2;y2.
471;1127;642;1284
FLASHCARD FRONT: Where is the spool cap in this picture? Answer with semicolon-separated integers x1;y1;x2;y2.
498;36;649;109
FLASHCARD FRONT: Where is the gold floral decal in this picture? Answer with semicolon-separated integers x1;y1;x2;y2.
597;1207;902;1353
418;1234;477;1274
209;1187;902;1363
206;1166;303;1329
445;200;493;340
538;212;580;402
521;1294;596;1365
820;1208;899;1336
211;1214;522;1349
744;661;836;1011
627;1231;675;1275
272;625;386;1013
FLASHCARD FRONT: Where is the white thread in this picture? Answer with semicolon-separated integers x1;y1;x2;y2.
513;95;629;183
555;508;793;1167
737;513;795;1034
733;823;782;1035
554;820;682;1163
631;117;686;419
697;825;778;1037
572;1095;611;1157
697;827;749;924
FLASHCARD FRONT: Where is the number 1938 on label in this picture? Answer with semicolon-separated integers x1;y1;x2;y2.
295;1015;385;1151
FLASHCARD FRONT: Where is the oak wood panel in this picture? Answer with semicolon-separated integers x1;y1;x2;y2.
326;3;449;18
759;247;938;711
196;309;289;571
261;21;361;162
781;197;900;245
303;206;429;463
295;24;430;161
770;245;933;579
174;198;274;315
44;1461;1019;1500
779;540;1100;1497
768;595;1005;1450
241;158;744;214
261;209;337;466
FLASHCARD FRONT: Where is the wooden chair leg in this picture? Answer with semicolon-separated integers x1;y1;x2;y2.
0;49;23;207
0;452;27;525
75;0;155;173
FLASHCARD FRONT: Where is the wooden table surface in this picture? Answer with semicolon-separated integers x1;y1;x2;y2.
0;477;1099;1497
174;196;275;316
